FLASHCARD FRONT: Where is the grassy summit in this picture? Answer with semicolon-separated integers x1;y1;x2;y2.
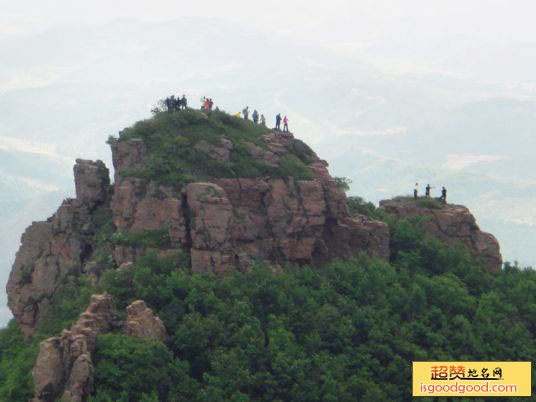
112;109;315;190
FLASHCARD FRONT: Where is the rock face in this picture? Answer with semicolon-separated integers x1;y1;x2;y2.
7;159;110;337
110;132;390;273
73;159;110;209
379;198;502;272
124;300;168;341
32;294;167;402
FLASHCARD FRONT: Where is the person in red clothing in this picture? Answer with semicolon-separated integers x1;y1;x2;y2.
283;115;289;132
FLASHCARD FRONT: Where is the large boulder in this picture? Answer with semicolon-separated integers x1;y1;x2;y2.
73;159;110;209
123;300;168;342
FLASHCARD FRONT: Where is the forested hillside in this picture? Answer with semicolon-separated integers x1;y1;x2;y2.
1;212;534;401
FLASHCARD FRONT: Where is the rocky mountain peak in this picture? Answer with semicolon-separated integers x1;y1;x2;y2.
6;109;502;341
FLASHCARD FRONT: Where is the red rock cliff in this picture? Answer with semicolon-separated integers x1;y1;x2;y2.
109;132;390;272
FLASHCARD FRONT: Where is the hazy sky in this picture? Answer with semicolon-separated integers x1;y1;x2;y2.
3;0;536;79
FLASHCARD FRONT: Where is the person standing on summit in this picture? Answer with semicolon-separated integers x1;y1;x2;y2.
283;115;289;132
252;109;259;124
440;186;447;204
275;113;282;130
242;106;249;120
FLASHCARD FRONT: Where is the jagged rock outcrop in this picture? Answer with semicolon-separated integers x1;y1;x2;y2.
110;132;390;273
73;159;110;209
32;294;118;402
123;300;168;341
32;294;167;402
379;198;502;272
7;160;110;336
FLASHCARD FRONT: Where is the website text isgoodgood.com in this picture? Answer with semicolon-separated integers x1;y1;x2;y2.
420;381;518;395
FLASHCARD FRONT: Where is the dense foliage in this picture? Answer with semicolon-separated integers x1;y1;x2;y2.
111;109;314;189
347;195;380;218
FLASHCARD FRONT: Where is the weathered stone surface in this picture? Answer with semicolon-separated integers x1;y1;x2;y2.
124;300;168;342
7;156;113;337
195;138;233;161
73;159;110;209
245;142;280;166
379;198;502;272
7;199;95;337
110;138;147;183
185;183;235;273
32;293;117;402
348;216;390;261
110;179;185;243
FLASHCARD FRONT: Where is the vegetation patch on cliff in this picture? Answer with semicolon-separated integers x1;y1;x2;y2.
112;109;314;189
111;228;171;249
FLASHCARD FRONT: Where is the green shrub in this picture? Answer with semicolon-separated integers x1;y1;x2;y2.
36;277;95;337
333;177;352;192
279;155;313;180
417;198;443;209
0;321;36;401
347;196;378;218
91;334;196;402
110;228;171;249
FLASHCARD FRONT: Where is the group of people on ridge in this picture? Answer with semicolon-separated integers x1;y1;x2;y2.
240;106;266;126
239;107;289;132
164;95;187;112
275;113;289;132
162;94;291;133
414;183;447;204
201;97;216;111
